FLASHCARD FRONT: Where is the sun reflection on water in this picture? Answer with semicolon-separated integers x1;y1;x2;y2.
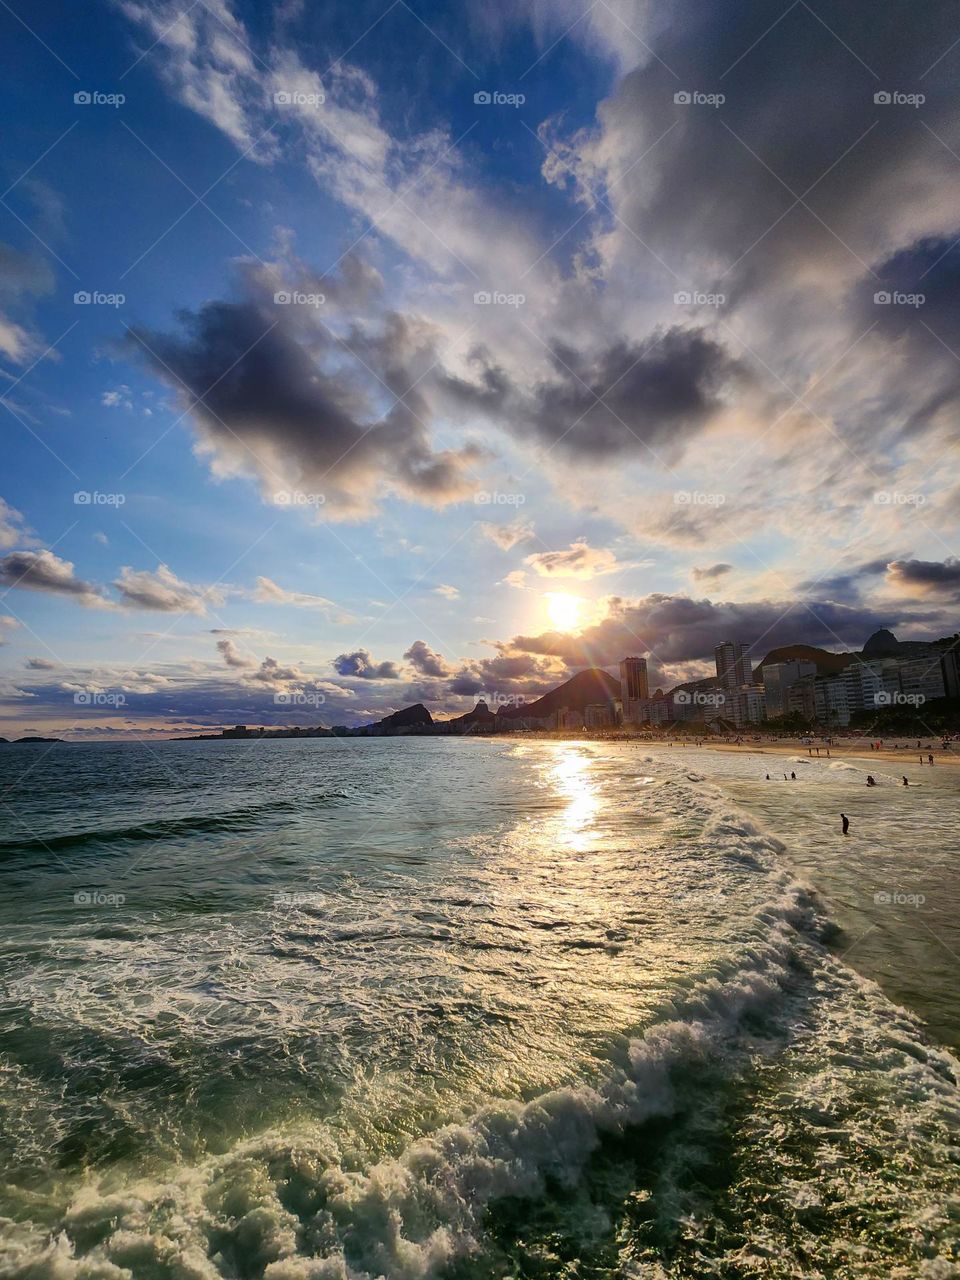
548;745;600;850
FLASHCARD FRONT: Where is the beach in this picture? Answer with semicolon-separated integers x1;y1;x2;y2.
0;737;957;1278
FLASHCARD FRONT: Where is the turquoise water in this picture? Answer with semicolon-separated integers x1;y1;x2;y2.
0;738;957;1278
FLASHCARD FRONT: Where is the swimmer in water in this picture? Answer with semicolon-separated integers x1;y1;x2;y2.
790;771;796;780
903;776;909;786
841;813;849;835
866;775;876;786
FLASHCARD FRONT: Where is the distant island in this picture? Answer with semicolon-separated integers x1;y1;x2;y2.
0;737;66;744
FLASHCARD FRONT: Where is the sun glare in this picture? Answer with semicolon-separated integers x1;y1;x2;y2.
546;592;583;631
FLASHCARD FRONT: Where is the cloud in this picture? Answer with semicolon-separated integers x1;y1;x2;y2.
248;655;307;685
509;591;938;674
216;638;254;668
113;564;221;614
524;540;619;579
887;557;960;595
332;649;400;679
691;563;733;582
404;639;451;678
0;550;109;607
503;569;527;589
479;519;534;550
0;498;32;550
251;576;346;617
102;386;133;409
25;657;58;670
433;583;460;599
0;242;54;364
128;284;482;520
0;616;19;643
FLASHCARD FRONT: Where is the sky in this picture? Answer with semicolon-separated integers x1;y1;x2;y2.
1;0;959;736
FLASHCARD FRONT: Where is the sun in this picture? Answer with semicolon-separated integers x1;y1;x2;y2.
546;592;584;632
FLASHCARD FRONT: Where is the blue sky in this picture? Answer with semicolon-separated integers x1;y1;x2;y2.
1;0;959;735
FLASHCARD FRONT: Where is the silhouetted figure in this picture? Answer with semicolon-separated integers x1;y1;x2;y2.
866;775;876;786
902;776;909;786
790;771;796;780
841;813;849;835
765;773;770;780
928;753;934;765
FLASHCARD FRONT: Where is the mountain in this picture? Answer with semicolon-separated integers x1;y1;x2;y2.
755;644;855;675
443;699;497;730
497;668;620;719
364;703;433;734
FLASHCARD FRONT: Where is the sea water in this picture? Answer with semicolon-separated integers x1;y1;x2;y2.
0;737;957;1278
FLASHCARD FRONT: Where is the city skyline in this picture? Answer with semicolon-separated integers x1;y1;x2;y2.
3;0;960;736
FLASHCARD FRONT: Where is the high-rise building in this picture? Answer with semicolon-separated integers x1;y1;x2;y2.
762;660;817;717
715;641;752;691
619;656;649;723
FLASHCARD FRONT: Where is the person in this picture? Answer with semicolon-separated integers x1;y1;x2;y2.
866;775;876;786
791;771;796;779
841;813;850;835
765;773;770;780
902;776;909;786
929;753;934;765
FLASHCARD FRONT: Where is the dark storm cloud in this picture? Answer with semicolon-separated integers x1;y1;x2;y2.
440;327;748;460
796;556;893;602
127;297;481;517
332;649;401;679
568;0;959;301
403;639;451;677
0;550;107;606
510;592;940;668
888;556;960;593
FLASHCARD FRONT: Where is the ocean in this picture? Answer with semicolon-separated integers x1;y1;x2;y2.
0;737;957;1278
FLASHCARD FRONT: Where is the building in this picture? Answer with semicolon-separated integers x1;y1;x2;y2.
584;703;613;728
728;684;766;727
762;660;817;717
715;641;752;691
619;656;649;724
